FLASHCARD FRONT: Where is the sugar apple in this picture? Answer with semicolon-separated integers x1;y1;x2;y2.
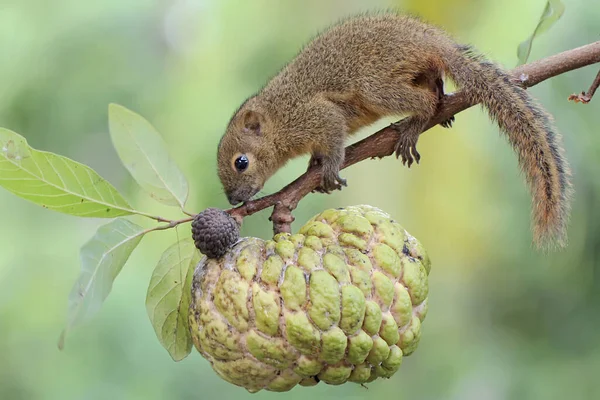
189;205;431;393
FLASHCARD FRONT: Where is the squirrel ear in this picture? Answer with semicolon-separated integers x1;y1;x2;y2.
242;110;262;135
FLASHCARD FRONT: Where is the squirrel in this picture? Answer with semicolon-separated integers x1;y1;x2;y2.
217;12;572;248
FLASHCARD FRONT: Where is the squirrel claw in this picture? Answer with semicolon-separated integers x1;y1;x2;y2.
440;115;455;128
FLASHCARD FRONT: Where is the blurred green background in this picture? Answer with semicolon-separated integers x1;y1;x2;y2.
1;0;599;399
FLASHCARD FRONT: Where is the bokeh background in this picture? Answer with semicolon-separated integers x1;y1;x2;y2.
1;0;599;399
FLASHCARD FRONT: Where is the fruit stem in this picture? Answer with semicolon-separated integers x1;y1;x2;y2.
144;216;195;234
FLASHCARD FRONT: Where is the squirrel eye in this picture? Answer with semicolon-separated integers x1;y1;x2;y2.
234;155;249;172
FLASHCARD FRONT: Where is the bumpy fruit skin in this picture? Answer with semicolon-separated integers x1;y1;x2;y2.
191;208;240;259
189;205;430;393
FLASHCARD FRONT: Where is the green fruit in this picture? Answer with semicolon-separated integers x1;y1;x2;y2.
189;205;430;393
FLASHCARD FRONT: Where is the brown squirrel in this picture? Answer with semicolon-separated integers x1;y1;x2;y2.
217;13;572;248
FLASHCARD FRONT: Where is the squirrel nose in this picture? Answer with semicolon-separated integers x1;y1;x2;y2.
227;195;242;206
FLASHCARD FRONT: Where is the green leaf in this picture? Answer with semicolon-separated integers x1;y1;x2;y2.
146;237;201;361
517;0;565;65
108;103;189;209
0;128;136;218
59;218;146;349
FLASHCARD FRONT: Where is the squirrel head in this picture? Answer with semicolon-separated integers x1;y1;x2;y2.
217;107;278;205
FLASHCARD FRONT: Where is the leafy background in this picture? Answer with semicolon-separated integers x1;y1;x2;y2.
1;0;599;399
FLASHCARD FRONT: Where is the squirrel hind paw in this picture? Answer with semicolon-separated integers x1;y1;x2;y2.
394;135;421;168
440;115;455;128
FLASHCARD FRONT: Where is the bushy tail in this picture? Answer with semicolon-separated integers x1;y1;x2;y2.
445;44;572;249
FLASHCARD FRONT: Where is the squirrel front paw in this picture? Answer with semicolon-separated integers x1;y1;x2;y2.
316;171;347;193
308;155;347;193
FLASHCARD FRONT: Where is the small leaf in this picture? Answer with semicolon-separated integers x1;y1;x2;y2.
517;0;565;65
146;237;201;361
59;218;146;348
108;104;189;209
0;128;135;218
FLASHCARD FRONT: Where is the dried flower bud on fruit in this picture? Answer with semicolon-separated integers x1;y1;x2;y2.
191;208;240;259
189;205;431;392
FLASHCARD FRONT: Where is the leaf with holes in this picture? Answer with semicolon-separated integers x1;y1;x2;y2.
58;218;146;349
517;0;565;65
0;128;136;217
146;237;201;361
108;104;189;208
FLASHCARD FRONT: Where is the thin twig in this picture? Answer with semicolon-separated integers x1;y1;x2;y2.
568;68;600;104
135;209;194;226
181;208;196;217
144;216;195;234
227;41;600;233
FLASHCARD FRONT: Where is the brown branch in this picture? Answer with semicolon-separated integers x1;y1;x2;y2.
228;41;600;233
568;68;600;104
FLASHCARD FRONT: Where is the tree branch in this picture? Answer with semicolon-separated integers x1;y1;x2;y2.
568;68;600;104
228;41;600;233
